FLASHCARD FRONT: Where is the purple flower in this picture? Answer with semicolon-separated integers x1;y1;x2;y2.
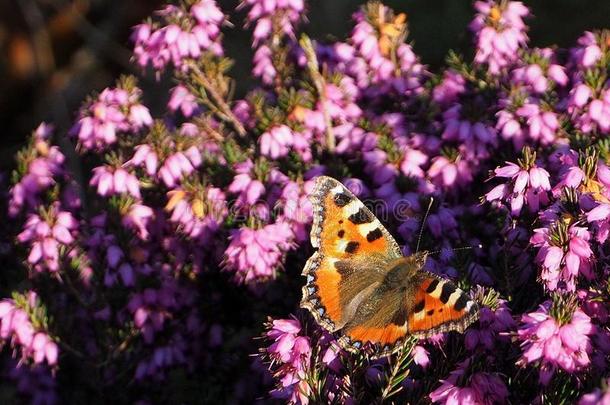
465;299;516;351
90;166;141;199
517;299;594;383
71;86;152;151
470;1;529;74
165;186;227;243
259;125;294;159
0;293;59;367
168;85;200;117
17;208;77;273
132;1;224;72
486;157;551;216
223;222;293;284
530;223;593;291
263;317;312;405
430;358;508;404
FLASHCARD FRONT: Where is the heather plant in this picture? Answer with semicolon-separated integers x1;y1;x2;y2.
2;0;610;403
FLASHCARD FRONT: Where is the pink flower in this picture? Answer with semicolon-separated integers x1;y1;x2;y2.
259;125;294;159
430;358;508;404
71;86;152;151
223;222;293;284
17;208;77;273
263;317;312;405
470;1;529;74
90;166;141;199
517;300;594;383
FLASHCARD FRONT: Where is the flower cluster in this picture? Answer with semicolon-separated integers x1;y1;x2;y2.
3;0;610;403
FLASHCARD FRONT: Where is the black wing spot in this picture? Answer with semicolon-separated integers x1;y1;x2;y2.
440;283;457;304
426;309;435;316
333;193;352;207
454;295;468;311
413;299;425;313
348;207;373;224
366;228;383;242
425;279;440;293
339;220;344;224
345;241;360;254
391;306;408;326
338;230;345;238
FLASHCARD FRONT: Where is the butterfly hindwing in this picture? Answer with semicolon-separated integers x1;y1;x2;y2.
406;275;479;338
301;176;402;332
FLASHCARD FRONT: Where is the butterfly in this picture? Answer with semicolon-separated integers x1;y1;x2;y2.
300;176;479;358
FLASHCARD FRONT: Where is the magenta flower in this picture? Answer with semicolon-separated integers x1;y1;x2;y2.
17;208;77;273
470;1;529;74
90;166;141;199
517;300;594;384
157;147;202;188
9;124;66;217
430;358;508;404
530;223;593;291
71;86;152;151
263;317;312;405
0;293;59;367
486;157;551;215
165;186;227;243
168;85;200;117
259;125;294;159
223;222;293;283
132;1;224;72
228;160;266;207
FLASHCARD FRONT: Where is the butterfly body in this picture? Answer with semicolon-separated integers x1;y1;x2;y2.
301;176;478;358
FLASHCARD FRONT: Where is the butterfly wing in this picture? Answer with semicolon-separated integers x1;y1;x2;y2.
338;258;479;358
301;176;402;332
405;274;479;338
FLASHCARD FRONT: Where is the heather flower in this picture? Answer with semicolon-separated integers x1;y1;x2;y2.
223;222;293;283
259;125;294;159
165;186;227;243
496;102;560;149
465;298;516;351
122;204;155;240
530;223;593;291
0;293;59;367
71;85;152;151
132;1;224;72
470;1;529;74
430;358;508;404
168;85;200;117
157;147;202;188
486;149;551;215
517;298;594;384
17;207;77;273
263;317;312;404
9;124;66;217
90;166;141;199
278;180;314;242
228;160;266;207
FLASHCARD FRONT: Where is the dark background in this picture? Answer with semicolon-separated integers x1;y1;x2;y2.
1;0;609;169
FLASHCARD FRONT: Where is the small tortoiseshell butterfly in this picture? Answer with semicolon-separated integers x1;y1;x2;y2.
301;176;479;358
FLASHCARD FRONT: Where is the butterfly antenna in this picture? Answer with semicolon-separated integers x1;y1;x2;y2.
415;197;434;253
427;244;483;256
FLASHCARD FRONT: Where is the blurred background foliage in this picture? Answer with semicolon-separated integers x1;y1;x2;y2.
1;0;609;169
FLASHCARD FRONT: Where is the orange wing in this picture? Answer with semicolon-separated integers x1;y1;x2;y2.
406;276;479;338
301;176;402;332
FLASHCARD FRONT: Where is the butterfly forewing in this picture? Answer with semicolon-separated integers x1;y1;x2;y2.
301;176;402;331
